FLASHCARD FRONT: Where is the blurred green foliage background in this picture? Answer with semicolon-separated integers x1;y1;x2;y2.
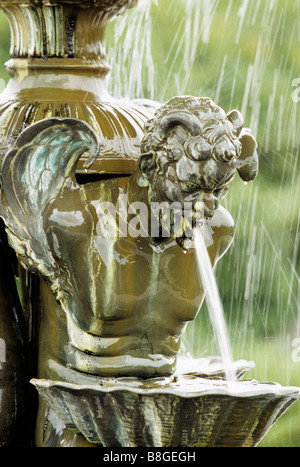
0;0;299;447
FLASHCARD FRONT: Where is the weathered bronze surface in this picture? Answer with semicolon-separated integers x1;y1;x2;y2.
0;96;258;379
1;98;251;377
0;220;33;446
1;95;291;447
0;0;299;449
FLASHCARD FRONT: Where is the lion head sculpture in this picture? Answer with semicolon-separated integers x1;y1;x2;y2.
136;96;258;249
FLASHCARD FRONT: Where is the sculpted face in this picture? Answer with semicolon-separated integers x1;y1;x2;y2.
148;134;237;249
137;97;258;250
152;127;237;211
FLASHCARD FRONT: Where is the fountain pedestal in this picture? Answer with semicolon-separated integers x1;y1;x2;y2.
31;357;300;447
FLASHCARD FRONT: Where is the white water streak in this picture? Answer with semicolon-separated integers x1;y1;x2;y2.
107;0;157;99
194;228;236;381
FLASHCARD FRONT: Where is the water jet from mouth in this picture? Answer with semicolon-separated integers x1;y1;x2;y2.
194;226;236;382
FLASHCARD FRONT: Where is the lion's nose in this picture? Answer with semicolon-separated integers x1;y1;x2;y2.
202;193;218;218
192;192;218;221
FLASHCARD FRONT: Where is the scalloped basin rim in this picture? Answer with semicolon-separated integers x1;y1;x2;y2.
31;376;300;399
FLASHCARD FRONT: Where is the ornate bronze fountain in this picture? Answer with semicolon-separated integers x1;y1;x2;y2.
0;0;299;447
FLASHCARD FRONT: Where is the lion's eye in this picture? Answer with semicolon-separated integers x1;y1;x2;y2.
181;181;200;192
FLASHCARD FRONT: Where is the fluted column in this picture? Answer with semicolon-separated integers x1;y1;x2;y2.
1;1;138;74
0;0;157;176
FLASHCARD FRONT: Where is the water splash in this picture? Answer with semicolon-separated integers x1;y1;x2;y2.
194;227;236;382
106;0;157;100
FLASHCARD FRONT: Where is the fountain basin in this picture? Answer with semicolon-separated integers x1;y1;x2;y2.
31;359;300;447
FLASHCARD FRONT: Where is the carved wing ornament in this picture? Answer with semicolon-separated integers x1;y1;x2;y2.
0;118;101;295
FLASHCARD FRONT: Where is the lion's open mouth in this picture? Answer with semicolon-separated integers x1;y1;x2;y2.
173;205;208;251
149;200;207;252
175;234;193;252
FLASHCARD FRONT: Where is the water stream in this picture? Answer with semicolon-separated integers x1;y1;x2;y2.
194;227;237;382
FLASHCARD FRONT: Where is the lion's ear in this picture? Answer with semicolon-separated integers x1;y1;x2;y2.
237;128;258;182
226;109;244;136
137;154;154;187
